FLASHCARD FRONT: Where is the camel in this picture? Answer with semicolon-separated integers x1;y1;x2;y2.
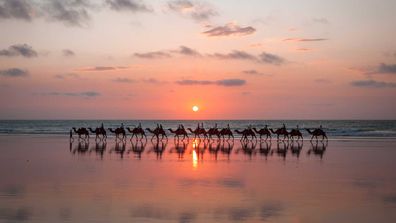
146;125;167;140
306;128;327;141
88;127;106;141
168;127;189;140
72;127;89;140
269;128;289;140
126;126;146;140
187;126;207;139
207;124;221;140
108;127;126;141
252;127;271;140
235;128;256;141
289;128;303;141
219;125;234;140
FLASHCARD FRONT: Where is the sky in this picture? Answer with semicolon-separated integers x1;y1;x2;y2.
0;0;395;120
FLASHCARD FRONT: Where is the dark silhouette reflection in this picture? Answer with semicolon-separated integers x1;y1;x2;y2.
192;139;207;161
70;140;89;155
147;138;168;160
109;140;126;159
259;140;272;159
169;139;188;159
290;140;303;158
128;138;147;159
208;140;221;160
272;141;288;160
307;140;328;159
220;140;234;159
90;141;107;159
236;139;257;159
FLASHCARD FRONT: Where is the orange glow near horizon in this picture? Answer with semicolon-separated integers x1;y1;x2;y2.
192;105;199;112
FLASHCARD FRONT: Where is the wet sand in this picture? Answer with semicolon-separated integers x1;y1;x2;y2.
1;135;396;222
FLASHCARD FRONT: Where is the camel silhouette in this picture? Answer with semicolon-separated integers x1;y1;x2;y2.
168;127;189;140
290;140;303;158
269;128;289;140
108;127;126;141
289;127;303;141
259;140;272;158
219;124;234;140
235;128;256;141
187;125;207;139
148;139;167;159
128;139;147;159
306;128;327;141
88;127;106;141
146;125;167;140
126;126;146;140
207;124;221;140
72;127;89;140
252;127;271;140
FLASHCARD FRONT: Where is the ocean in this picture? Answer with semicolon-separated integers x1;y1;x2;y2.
0;120;395;139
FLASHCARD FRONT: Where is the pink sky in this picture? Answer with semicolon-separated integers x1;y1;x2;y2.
0;0;395;119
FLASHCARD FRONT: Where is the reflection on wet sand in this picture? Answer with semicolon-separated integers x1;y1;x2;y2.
68;137;329;161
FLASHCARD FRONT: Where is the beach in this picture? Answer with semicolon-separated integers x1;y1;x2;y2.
1;135;396;222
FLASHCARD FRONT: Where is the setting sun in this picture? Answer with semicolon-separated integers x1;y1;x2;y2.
192;106;199;112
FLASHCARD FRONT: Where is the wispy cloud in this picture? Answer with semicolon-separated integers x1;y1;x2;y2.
0;68;29;77
377;63;396;74
351;79;396;88
210;50;256;61
54;73;79;79
0;0;35;21
106;0;151;13
167;0;217;22
134;51;172;59
176;78;246;87
78;66;128;71
0;44;38;58
283;38;328;42
312;17;329;24
172;45;201;57
203;23;256;37
210;50;285;65
62;49;75;57
40;91;101;97
258;52;285;65
43;0;92;27
112;77;135;83
242;70;267;75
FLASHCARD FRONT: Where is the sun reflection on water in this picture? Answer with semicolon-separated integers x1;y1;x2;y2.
192;139;199;169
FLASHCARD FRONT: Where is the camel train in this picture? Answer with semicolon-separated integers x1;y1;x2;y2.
70;123;327;142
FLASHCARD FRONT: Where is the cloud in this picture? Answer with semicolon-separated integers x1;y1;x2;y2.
106;0;151;13
176;78;246;87
258;52;285;65
203;23;256;37
0;207;33;221
350;80;396;88
62;49;75;57
54;73;79;79
283;38;328;42
242;69;267;75
134;51;172;59
112;77;135;83
312;17;329;24
0;0;35;21
377;63;396;74
0;44;38;58
43;0;91;27
79;66;128;71
41;91;101;97
0;68;29;77
173;45;201;57
167;0;217;22
210;50;256;61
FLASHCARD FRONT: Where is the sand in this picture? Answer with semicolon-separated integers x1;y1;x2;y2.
0;135;396;222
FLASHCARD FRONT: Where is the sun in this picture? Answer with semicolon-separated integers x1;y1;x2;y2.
192;105;199;112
